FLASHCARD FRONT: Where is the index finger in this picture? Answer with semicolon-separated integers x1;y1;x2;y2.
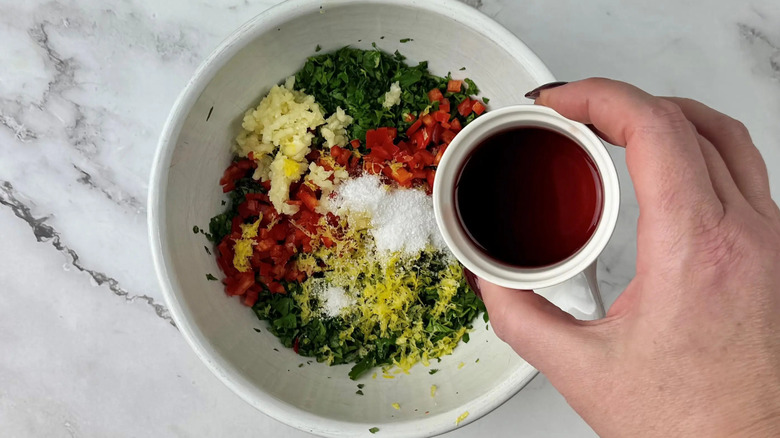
535;78;723;224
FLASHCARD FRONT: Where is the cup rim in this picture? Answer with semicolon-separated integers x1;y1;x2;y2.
433;105;620;290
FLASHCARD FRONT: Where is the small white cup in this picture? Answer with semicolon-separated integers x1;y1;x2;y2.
433;105;620;291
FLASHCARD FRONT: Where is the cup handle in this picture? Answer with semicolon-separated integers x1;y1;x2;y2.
583;261;606;319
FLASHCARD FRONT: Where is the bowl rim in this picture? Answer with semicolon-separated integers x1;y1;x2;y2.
148;0;556;436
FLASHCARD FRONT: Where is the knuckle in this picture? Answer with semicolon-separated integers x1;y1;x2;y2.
721;116;751;141
630;99;691;140
647;99;687;126
580;77;614;88
690;214;748;270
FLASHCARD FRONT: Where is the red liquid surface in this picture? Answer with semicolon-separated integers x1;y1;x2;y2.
455;127;603;268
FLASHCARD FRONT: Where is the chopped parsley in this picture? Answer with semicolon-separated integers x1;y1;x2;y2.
206;273;218;281
369;427;380;434
294;47;482;143
252;251;485;380
429;368;439;375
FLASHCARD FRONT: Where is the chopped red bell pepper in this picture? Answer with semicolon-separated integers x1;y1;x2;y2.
406;119;423;137
433;111;450;124
457;98;474;117
447;80;463;93
225;271;255;296
472;100;486;115
428;88;444;102
442;129;457;145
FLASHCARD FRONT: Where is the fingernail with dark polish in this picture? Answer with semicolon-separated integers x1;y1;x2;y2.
524;81;569;100
463;267;482;300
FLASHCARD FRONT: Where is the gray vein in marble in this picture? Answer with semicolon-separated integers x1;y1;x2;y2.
29;22;101;158
73;164;145;211
0;113;38;142
737;23;780;81
0;181;174;327
15;18;147;212
28;21;76;113
459;0;484;10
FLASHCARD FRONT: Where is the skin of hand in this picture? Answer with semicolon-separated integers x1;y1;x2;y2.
477;79;780;437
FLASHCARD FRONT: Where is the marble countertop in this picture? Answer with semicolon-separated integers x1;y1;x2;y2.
2;0;778;436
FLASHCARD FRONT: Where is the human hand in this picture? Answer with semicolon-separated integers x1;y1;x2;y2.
477;78;780;437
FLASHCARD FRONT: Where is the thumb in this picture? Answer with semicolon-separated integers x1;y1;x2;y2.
476;275;605;377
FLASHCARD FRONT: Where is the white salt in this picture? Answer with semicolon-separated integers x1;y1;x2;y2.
312;280;353;318
329;174;448;255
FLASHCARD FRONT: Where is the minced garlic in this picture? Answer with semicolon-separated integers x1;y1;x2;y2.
320;106;353;148
235;78;326;214
382;81;402;108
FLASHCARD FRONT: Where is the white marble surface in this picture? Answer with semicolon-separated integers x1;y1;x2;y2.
1;0;778;436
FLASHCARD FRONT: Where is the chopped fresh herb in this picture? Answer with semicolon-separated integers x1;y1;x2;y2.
380;36;385;39
483;312;489;323
221;200;226;205
463;78;480;94
294;46;480;143
482;97;490;104
192;225;200;234
399;38;413;43
249;251;485;380
357;383;365;389
475;358;480;363
273;348;279;352
462;333;470;343
356;390;364;395
459;66;466;71
204;245;211;255
253;328;262;333
429;369;439;375
315;44;322;52
369;427;380;434
298;363;304;368
206;273;218;281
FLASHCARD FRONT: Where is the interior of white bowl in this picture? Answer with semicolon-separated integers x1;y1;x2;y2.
149;0;596;436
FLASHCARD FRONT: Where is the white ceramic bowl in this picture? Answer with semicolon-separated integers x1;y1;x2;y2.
149;1;600;436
